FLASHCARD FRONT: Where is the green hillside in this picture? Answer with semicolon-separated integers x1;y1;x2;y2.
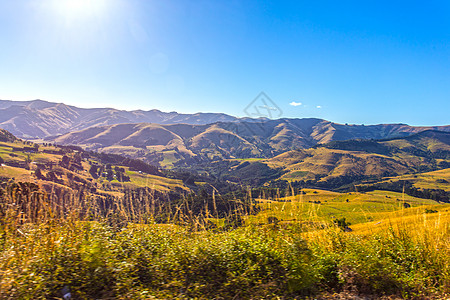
263;130;450;188
49;120;450;168
0;136;189;198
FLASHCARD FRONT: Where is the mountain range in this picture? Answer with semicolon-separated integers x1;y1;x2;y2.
51;118;450;167
1;99;449;170
0;125;449;192
1;99;449;142
0;99;253;138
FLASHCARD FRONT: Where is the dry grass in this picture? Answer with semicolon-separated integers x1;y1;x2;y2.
125;168;188;191
245;189;442;226
0;182;449;299
381;168;450;191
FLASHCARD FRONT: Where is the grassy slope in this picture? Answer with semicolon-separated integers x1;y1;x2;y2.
266;148;405;181
0;141;188;194
1;169;449;298
1;129;450;298
264;131;450;183
379;168;450;191
246;189;441;226
350;204;450;235
123;168;187;191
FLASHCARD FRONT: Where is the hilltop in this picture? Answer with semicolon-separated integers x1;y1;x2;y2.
0;128;19;143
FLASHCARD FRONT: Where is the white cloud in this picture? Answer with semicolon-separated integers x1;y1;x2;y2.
289;101;302;107
316;105;322;109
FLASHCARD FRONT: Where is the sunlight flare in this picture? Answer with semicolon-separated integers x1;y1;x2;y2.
52;0;107;19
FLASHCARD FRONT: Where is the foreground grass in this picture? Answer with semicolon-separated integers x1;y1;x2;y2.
1;210;449;299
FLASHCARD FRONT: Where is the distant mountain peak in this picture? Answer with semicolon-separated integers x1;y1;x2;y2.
0;99;242;138
0;99;449;143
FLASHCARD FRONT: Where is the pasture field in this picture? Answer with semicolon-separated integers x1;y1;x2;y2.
0;143;189;193
0;165;32;180
246;189;441;225
382;168;450;191
124;168;188;191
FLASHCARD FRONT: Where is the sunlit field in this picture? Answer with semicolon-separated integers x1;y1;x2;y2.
247;189;440;225
1;184;449;299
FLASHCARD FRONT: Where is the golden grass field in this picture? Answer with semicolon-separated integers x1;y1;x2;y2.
245;189;443;225
381;168;450;191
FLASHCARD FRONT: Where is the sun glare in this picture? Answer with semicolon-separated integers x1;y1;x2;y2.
53;0;107;19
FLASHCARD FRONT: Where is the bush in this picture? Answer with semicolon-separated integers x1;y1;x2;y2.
0;215;448;299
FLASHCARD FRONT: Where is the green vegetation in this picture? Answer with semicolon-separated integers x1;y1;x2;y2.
0;129;449;298
282;170;309;180
379;168;450;191
246;189;440;226
357;178;449;203
1;194;449;299
160;150;179;168
1;176;449;299
125;169;187;192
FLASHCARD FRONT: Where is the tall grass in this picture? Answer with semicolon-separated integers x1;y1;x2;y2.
0;182;449;299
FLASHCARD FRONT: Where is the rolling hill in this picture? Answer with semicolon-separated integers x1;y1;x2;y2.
50;118;450;168
1;99;449;147
195;130;450;194
0;131;191;201
266;130;450;183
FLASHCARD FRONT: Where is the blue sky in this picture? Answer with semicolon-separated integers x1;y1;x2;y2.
0;0;449;125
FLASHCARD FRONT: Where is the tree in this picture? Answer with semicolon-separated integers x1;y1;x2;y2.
106;169;114;181
35;167;44;179
89;165;99;179
334;217;351;231
60;155;70;168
